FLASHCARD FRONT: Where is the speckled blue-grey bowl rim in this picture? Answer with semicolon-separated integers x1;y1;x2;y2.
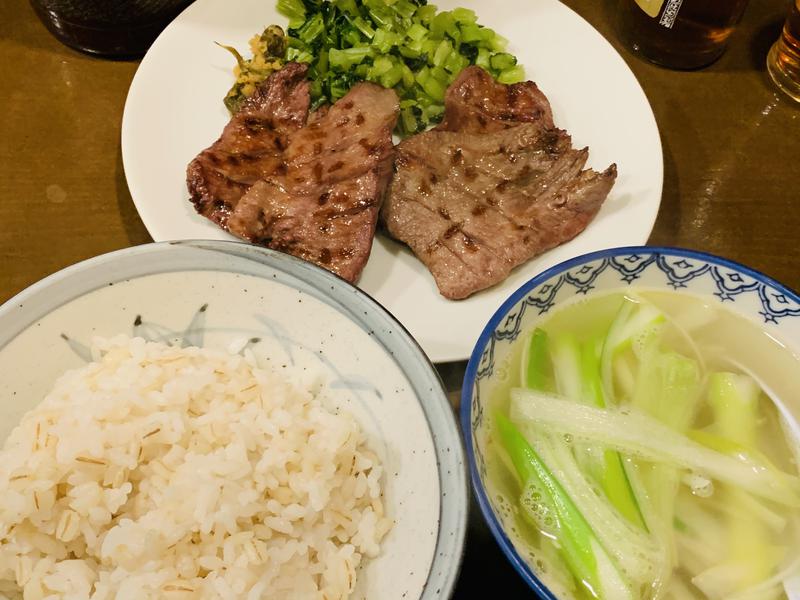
459;245;800;599
0;239;469;600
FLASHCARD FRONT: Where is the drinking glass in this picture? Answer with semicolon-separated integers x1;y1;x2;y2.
767;0;800;103
617;0;750;69
30;0;194;58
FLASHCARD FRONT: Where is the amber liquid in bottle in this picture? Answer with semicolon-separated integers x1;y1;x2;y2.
767;0;800;102
618;0;750;69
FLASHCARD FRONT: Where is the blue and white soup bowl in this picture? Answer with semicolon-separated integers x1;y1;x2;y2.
460;246;800;598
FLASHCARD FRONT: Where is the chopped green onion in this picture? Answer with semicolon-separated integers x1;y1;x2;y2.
352;16;376;39
498;64;525;84
451;7;478;24
295;12;325;44
228;0;526;135
277;0;307;29
490;52;517;71
406;22;428;42
329;47;373;70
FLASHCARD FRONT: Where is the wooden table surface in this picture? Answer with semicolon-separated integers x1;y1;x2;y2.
1;0;799;597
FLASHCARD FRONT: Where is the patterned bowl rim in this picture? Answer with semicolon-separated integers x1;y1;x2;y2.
459;245;800;598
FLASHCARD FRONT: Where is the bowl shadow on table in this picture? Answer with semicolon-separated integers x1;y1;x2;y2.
433;365;538;598
451;493;533;598
115;147;154;247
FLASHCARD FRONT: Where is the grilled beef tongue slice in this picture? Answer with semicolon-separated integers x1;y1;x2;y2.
437;65;555;133
382;66;616;300
187;64;399;283
187;62;311;228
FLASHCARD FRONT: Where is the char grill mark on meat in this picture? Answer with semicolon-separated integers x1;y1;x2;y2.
382;66;617;300
187;65;399;283
437;66;555;133
226;166;389;281
187;62;311;228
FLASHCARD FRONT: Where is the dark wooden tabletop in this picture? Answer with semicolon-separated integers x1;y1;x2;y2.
1;0;799;597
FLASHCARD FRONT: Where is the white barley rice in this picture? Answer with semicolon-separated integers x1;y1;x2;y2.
0;336;391;599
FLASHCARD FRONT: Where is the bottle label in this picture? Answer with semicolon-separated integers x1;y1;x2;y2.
658;0;684;28
634;0;664;18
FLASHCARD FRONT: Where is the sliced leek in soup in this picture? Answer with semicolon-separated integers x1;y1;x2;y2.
485;290;800;600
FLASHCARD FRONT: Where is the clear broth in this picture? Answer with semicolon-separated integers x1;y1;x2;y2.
483;289;800;599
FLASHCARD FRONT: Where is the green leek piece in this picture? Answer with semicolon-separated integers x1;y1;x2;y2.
547;333;646;529
510;389;800;507
489;31;509;51
379;65;403;88
533;432;664;591
551;334;582;401
443;50;468;74
580;338;606;408
430;12;457;40
708;372;760;447
521;328;553;391
707;372;781;590
419;75;445;102
495;413;632;600
390;0;417;20
475;47;492;70
632;349;701;432
631;344;702;570
688;429;782;475
600;452;645;529
601;298;666;405
511;388;800;507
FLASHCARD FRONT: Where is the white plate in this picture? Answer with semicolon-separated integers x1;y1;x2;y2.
122;0;663;363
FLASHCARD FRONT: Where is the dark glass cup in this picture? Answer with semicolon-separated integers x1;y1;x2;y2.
617;0;750;69
30;0;195;58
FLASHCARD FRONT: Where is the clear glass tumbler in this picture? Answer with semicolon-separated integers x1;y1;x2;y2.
767;0;800;103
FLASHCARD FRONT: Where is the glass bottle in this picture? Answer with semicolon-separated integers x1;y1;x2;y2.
617;0;751;70
767;0;800;103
